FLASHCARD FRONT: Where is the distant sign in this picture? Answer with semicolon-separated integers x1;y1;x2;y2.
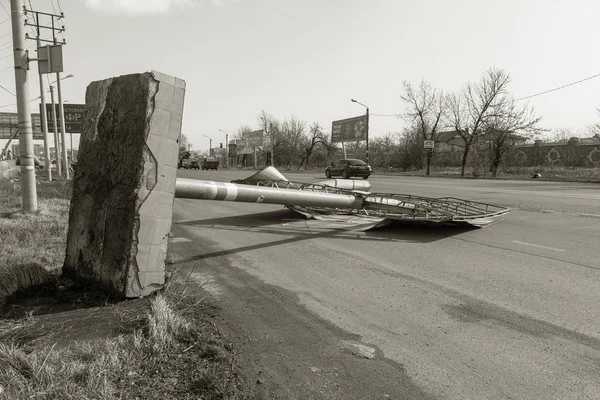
0;112;43;139
424;140;435;151
212;148;227;156
245;130;264;148
44;103;85;133
331;115;367;143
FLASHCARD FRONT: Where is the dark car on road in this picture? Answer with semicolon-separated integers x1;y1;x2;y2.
325;158;372;179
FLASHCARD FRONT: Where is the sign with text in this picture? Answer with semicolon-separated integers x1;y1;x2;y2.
43;103;85;133
0;112;43;139
424;140;435;151
331;115;367;143
245;130;264;148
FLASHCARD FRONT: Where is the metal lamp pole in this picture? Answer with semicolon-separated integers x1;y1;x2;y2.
351;99;369;166
47;74;73;177
204;135;212;157
218;129;229;168
49;85;61;176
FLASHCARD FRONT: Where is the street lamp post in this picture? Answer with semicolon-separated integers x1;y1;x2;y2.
47;74;73;177
351;99;369;166
218;129;229;168
204;135;212;157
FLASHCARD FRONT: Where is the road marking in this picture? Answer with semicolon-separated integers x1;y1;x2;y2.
513;240;565;252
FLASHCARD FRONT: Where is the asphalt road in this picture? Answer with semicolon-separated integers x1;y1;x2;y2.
171;168;600;400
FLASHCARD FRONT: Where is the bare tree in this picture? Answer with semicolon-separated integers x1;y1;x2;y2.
298;122;327;170
446;67;512;177
483;97;543;177
397;124;424;171
547;128;577;143
235;124;253;141
178;133;190;168
400;80;446;176
278;115;306;168
587;108;600;136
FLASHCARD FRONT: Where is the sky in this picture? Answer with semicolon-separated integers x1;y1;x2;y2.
0;0;599;151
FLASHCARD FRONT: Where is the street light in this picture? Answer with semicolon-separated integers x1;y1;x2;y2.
204;134;213;157
351;98;370;166
47;73;74;177
218;129;229;168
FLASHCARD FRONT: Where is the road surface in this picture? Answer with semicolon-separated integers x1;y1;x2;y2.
170;168;600;399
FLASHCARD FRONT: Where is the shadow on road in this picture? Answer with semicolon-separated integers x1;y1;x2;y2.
171;210;475;264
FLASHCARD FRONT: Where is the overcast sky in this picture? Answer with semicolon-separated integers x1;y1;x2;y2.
0;0;599;151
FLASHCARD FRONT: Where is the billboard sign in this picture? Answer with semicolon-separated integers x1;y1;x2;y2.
0;112;43;139
423;140;435;151
245;130;264;148
44;103;85;133
331;115;367;143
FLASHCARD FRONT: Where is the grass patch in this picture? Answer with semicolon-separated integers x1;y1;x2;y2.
0;179;250;399
0;180;71;277
379;165;600;182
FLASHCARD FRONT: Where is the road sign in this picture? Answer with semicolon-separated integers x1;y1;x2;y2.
0;112;43;139
37;45;64;74
424;140;435;151
331;115;367;143
43;103;84;133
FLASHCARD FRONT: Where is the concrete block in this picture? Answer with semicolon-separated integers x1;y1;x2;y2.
64;71;185;298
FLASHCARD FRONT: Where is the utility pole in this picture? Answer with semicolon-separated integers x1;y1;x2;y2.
24;5;66;178
11;0;37;211
219;129;229;168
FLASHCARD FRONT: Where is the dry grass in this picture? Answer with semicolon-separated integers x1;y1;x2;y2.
0;292;247;400
0;179;250;399
0;180;71;275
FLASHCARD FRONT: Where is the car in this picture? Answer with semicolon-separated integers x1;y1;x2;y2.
325;158;372;179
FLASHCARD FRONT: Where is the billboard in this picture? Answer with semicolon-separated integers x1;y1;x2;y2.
245;130;264;148
331;115;367;143
0;112;43;139
43;103;85;133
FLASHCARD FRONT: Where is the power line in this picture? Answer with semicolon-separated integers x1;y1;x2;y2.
515;72;600;102
0;1;8;17
0;82;14;96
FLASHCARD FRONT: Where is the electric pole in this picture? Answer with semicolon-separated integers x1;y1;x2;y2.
11;0;37;211
24;5;67;178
